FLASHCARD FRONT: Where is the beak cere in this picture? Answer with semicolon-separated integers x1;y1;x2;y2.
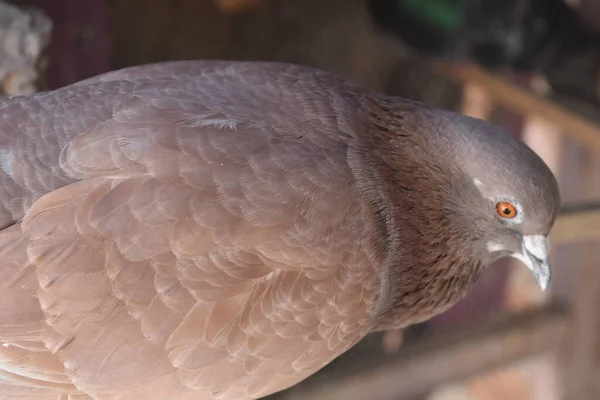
511;235;552;291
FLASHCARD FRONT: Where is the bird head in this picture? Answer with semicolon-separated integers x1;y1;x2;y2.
422;110;561;291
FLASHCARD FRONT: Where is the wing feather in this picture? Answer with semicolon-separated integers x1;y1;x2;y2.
0;61;379;399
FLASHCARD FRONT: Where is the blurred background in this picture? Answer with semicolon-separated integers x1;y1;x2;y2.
2;0;599;399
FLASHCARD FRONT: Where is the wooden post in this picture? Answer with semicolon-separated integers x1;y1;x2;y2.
560;142;600;400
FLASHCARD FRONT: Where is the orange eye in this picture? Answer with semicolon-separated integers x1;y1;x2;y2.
496;201;517;219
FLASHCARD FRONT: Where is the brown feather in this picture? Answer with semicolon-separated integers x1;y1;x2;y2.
0;60;559;399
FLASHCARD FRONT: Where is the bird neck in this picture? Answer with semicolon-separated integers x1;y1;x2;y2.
366;173;485;330
356;99;485;330
372;217;485;331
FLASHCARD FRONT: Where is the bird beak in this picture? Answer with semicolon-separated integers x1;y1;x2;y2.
510;235;551;291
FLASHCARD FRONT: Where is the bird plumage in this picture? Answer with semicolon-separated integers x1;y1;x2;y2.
0;60;559;399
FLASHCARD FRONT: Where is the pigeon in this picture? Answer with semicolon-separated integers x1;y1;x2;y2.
0;60;560;400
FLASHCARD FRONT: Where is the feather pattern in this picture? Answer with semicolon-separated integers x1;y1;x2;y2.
0;61;382;399
0;60;561;399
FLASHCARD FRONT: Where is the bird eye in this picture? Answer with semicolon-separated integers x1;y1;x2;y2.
496;201;517;219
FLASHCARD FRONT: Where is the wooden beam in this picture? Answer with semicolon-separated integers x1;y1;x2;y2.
552;204;600;245
281;306;567;400
436;63;600;152
461;82;494;120
215;0;266;14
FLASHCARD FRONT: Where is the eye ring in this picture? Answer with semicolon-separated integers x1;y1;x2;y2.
496;201;518;219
